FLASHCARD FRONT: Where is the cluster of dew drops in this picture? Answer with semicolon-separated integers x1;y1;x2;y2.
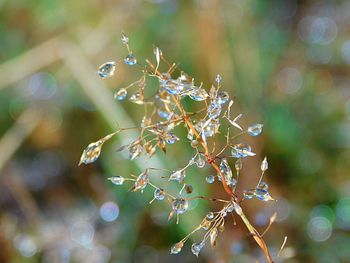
79;32;275;258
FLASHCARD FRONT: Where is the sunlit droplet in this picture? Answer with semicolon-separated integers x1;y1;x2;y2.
108;176;124;185
208;102;222;119
170;241;184;254
231;143;255;158
219;158;233;185
165;132;178;144
172;198;189;214
217;91;229;104
79;141;102;165
247;123;263;136
114;88;127;101
243;190;254;199
255;189;274;201
191;242;204;257
124;53;137;66
154;188;165;200
189;87;208;101
191;140;199;148
196;155;206;168
206;175;215;184
206;212;215;220
97;62;116;78
169;170;186;184
257;181;269;190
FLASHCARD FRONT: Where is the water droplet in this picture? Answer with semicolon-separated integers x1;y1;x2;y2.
247;123;263;136
124;53;137;66
154;188;165;200
257;181;269;190
191;140;199;148
206;175;215;184
157;108;170;119
208;102;222;119
196;155;206;168
79;133;117;165
97;61;116;78
231;143;255;158
169;170;186;184
255;189;274;201
108;176;124;185
261;156;268;171
217;91;229;104
197;119;220;138
189;87;208;101
159;73;171;86
219;158;233;185
243;190;255;199
172;198;189;214
163;79;182;95
121;32;129;45
215;74;222;84
165;132;178;144
191;242;204;257
177;73;193;92
129;92;144;104
114;88;127;101
206;212;215;220
228;177;237;187
79;141;103;165
170;241;184;254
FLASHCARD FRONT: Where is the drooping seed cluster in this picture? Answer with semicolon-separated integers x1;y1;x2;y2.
79;32;276;260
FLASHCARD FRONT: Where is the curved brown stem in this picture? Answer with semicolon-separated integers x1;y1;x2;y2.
234;202;274;263
147;61;273;263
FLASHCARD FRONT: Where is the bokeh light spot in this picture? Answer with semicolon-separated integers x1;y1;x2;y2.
28;72;57;100
70;221;94;246
307;216;332;242
100;201;120;222
276;67;303;94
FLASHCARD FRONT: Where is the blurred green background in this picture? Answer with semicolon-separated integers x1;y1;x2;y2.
1;0;350;262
